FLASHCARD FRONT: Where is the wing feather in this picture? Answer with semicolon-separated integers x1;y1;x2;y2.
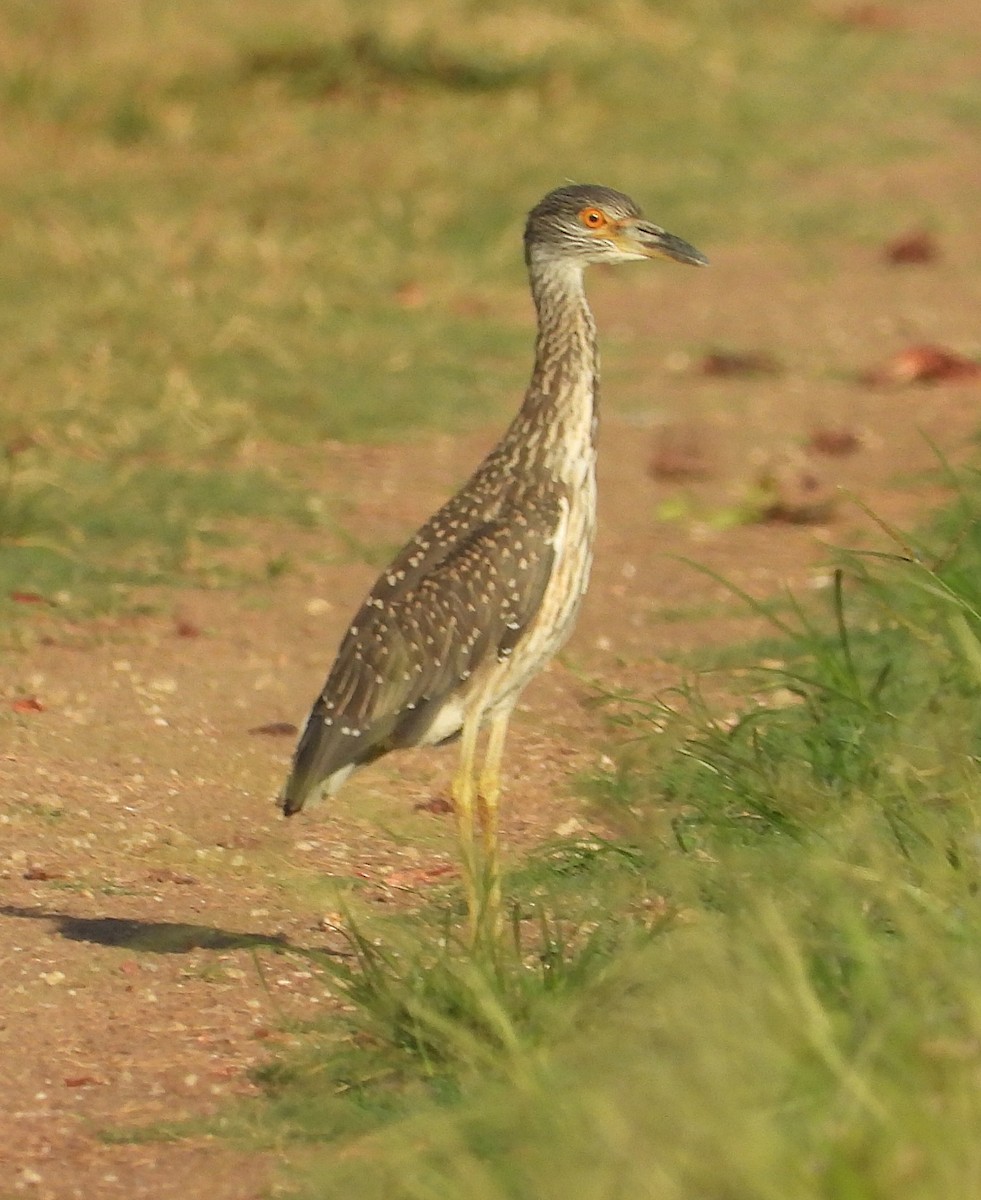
280;483;562;814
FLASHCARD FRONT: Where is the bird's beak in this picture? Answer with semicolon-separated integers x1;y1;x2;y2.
617;218;708;266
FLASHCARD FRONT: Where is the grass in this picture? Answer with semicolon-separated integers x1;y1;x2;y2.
138;465;981;1199
0;434;322;617
2;0;980;613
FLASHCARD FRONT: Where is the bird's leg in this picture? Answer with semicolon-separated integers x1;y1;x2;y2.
452;712;481;945
475;708;511;942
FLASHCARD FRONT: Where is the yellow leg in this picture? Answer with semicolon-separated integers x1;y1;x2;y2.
476;708;511;941
452;711;481;944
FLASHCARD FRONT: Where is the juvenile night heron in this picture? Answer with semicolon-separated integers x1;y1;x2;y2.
280;184;707;938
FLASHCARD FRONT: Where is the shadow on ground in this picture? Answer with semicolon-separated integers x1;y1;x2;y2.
0;904;294;954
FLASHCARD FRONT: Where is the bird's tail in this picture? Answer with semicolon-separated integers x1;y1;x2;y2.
278;771;313;817
278;704;357;816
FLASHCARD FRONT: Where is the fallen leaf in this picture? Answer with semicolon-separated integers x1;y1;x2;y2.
248;721;299;737
884;229;939;265
12;696;44;713
807;427;861;457
146;868;199;885
65;1075;101;1088
450;294;490;319
383;864;456;889
836;4;900;29
649;421;713;480
24;866;63;881
414;795;454;814
394;280;426;309
861;344;981;386
699;350;781;377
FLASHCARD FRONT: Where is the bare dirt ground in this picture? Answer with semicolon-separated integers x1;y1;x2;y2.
4;150;981;1198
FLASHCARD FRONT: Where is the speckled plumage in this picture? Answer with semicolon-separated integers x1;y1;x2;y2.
280;185;706;824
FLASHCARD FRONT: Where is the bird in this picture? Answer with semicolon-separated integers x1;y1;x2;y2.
280;183;707;942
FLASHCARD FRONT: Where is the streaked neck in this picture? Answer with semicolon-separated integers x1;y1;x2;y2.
527;256;598;403
508;256;599;481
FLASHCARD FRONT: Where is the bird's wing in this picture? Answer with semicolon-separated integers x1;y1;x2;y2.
280;488;562;814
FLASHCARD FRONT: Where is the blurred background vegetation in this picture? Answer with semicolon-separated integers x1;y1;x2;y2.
0;0;976;610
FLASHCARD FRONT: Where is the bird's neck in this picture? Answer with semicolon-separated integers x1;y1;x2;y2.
516;258;599;482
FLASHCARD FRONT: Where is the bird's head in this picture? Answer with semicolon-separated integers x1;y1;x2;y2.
524;184;707;270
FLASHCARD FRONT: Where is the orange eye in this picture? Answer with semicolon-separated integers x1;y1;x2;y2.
579;207;607;229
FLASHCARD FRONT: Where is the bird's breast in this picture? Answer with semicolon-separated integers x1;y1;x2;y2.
483;460;597;718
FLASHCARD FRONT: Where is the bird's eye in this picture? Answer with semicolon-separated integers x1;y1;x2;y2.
579;207;607;229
